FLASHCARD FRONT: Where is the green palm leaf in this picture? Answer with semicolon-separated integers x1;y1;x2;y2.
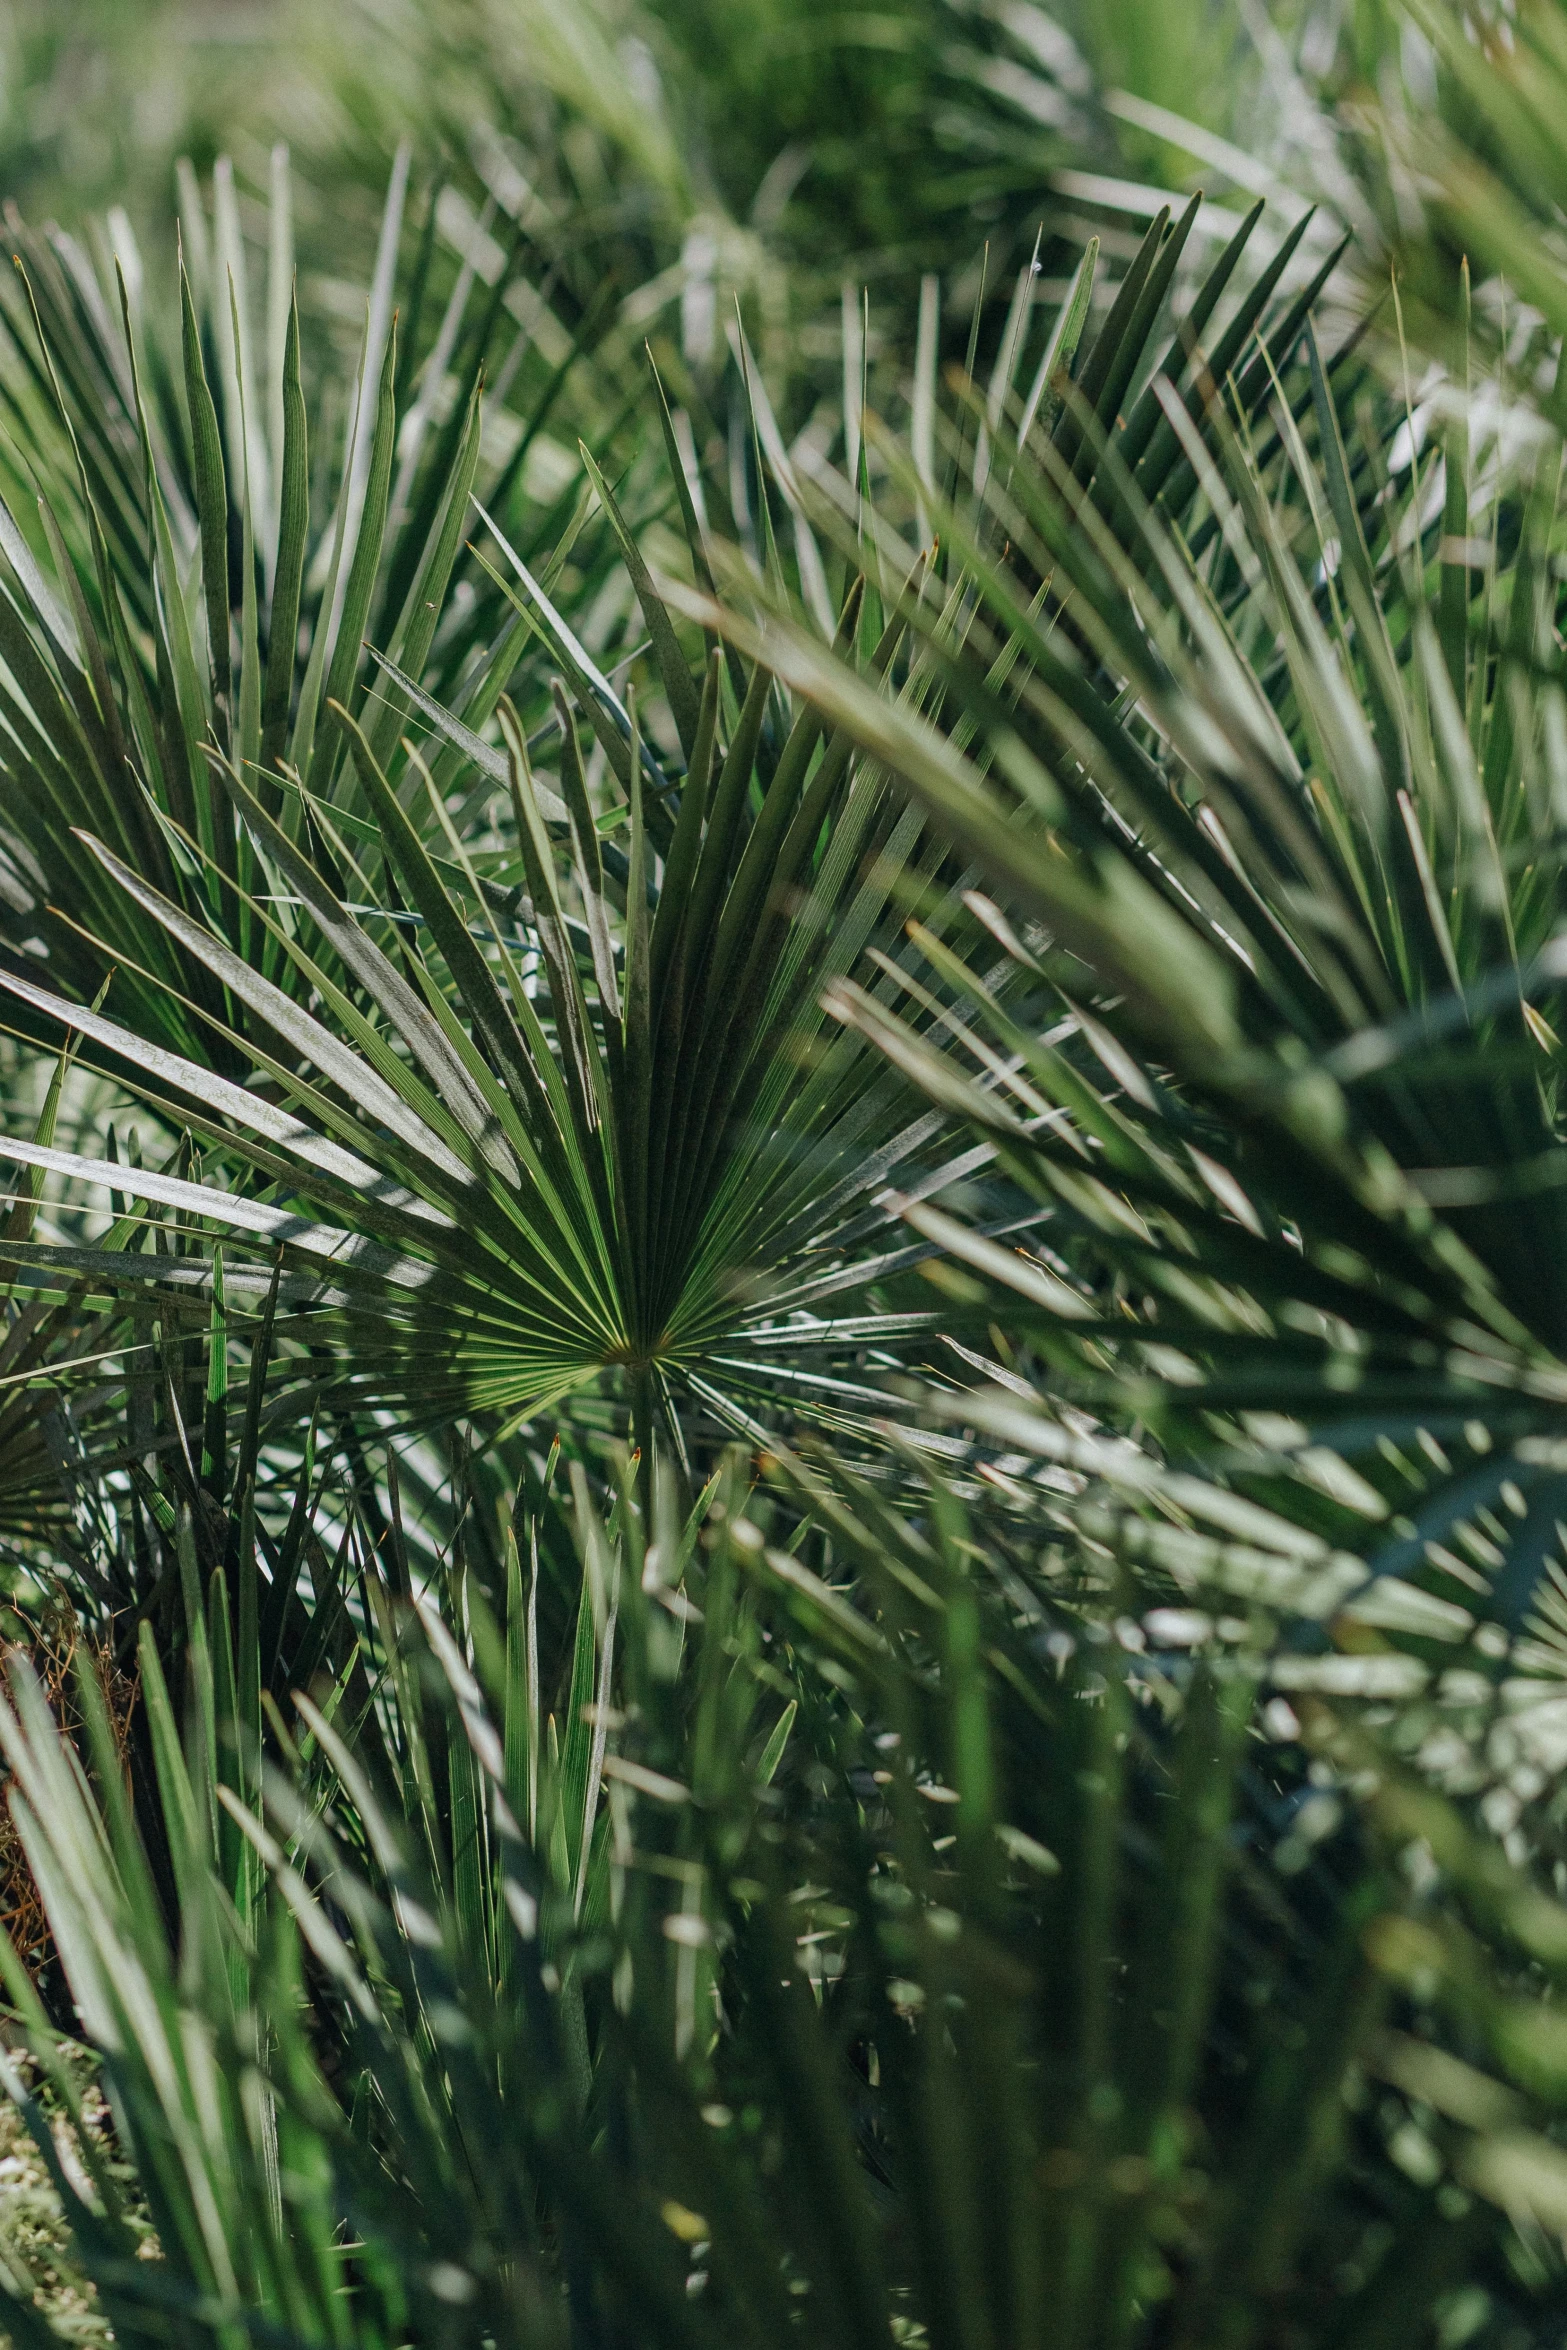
662;228;1567;1665
0;158;635;1073
0;601;968;1453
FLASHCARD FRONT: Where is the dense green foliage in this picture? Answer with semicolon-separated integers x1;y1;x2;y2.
7;3;1567;2347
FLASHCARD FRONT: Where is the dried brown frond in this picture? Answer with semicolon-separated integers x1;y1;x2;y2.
0;1612;137;1984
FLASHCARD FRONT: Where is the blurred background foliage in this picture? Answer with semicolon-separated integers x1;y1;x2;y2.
0;0;1374;320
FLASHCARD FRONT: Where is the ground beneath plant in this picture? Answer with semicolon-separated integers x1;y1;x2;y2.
0;2045;152;2344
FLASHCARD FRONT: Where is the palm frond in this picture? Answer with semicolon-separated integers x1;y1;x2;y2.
0;155;639;1070
0;609;962;1454
0;1441;1561;2347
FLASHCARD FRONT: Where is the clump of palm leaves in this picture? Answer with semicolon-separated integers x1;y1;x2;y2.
4;1411;1566;2350
10;24;1567;2349
0;148;969;1463
0;144;655;1058
0;185;1345;1481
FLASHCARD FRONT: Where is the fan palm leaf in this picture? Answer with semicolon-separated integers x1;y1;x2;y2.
652;241;1567;1699
0;612;966;1453
0;155;645;1075
700;306;1567;1338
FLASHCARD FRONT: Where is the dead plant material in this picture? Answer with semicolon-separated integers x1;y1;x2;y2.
0;1613;137;1983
